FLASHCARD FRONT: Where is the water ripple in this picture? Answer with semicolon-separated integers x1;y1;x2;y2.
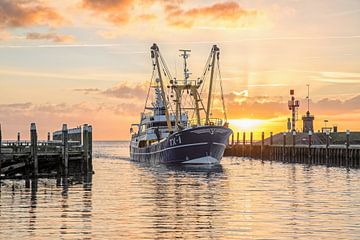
1;141;360;239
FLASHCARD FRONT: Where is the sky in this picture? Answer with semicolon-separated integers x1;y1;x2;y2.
0;0;360;140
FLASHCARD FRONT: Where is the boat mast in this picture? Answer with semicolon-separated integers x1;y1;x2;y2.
179;49;191;84
151;43;173;132
205;45;219;125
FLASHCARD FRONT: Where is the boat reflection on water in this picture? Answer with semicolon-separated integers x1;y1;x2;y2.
131;160;225;175
129;160;228;239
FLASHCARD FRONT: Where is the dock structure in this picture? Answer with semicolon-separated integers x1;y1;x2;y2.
0;123;93;179
225;131;360;168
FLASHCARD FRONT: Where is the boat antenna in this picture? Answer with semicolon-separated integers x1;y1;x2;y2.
151;43;173;132
179;49;191;84
205;45;220;125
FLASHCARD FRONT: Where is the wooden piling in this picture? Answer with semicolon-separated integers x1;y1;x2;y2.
261;132;264;160
17;132;20;145
346;130;350;168
236;132;239;145
326;132;330;166
269;132;273;161
283;132;286;162
0;124;2;184
47;132;51;141
231;133;234;146
242;132;245;157
308;131;312;164
292;131;296;163
250;132;253;158
88;125;93;172
83;124;89;173
30;123;38;177
62;124;69;176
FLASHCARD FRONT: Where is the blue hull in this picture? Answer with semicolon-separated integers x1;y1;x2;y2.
130;126;232;164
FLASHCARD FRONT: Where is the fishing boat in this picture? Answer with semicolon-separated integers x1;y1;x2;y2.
129;43;232;164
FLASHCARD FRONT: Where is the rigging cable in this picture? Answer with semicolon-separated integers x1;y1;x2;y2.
217;59;228;122
143;64;156;112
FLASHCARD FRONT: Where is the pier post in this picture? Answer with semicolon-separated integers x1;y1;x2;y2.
47;132;51;142
270;132;273;161
250;132;253;158
283;132;286;162
231;133;234;146
242;132;245;157
88;125;93;172
326;132;330;166
261;132;264;160
236;132;239;145
30;123;38;177
308;131;312;165
17;132;20;145
0;124;2;184
83;124;89;173
292;131;296;163
62;124;69;176
346;130;350;168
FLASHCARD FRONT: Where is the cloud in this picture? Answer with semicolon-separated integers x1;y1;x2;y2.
0;102;32;110
212;93;360;120
0;0;63;28
102;83;147;99
82;0;134;24
164;1;263;28
314;71;360;84
26;32;75;42
74;88;101;94
74;82;147;100
0;30;12;40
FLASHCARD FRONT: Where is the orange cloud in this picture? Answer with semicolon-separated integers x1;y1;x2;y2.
212;93;360;120
165;1;262;28
26;32;75;42
0;0;63;28
82;0;134;24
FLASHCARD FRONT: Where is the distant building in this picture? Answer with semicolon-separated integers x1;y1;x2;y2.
302;111;314;133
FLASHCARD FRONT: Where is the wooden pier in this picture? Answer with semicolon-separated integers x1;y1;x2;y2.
0;123;93;179
225;131;360;168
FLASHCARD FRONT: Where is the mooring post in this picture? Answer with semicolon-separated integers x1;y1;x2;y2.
250;132;253;158
326;132;330;166
47;132;50;142
231;133;234;146
292;131;296;163
261;132;264;160
283;132;286;162
83;124;89;173
0;124;2;184
62;124;69;176
242;132;246;157
308;131;312;165
346;130;350;168
88;125;93;172
30;123;38;177
17;132;20;145
236;132;239;145
269;132;273;161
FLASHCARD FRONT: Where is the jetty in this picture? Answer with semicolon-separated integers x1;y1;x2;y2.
225;131;360;168
0;123;93;179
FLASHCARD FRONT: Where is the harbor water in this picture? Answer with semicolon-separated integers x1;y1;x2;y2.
1;141;360;239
